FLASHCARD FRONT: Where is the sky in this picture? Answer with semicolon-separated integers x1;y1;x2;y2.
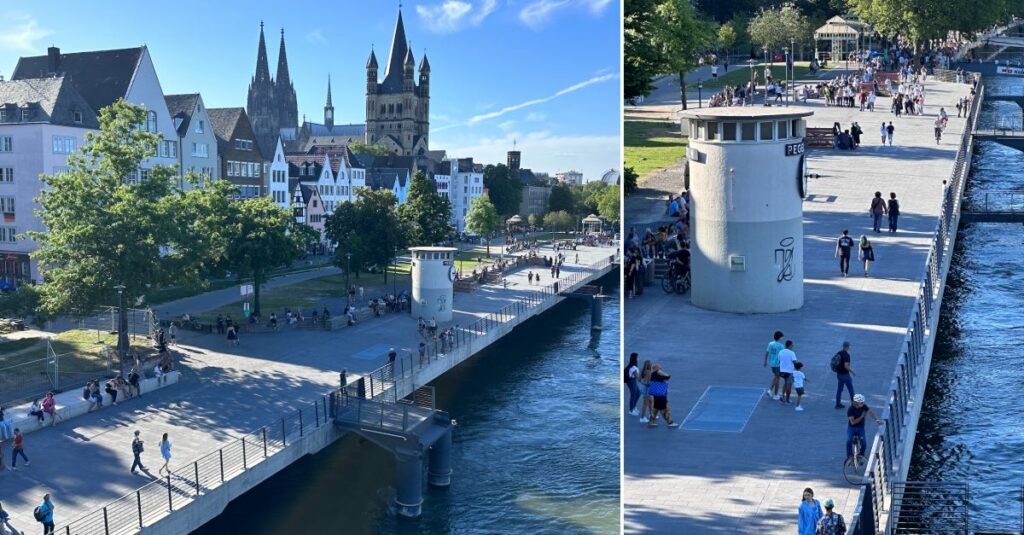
0;0;621;182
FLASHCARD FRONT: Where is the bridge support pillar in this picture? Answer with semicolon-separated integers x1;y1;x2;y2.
395;452;424;518
590;296;603;331
428;429;453;488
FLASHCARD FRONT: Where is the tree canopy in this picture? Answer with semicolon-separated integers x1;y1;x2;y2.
348;141;391;156
543;210;575;232
483;163;524;216
325;189;408;279
748;3;811;52
547;182;577;214
464;196;503;257
398;170;453;246
653;0;715;109
598;186;621;224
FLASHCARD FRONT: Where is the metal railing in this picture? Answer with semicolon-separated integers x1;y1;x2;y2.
887;482;969;534
849;80;983;535
53;393;334;535
965;189;1024;213
335;385;437;434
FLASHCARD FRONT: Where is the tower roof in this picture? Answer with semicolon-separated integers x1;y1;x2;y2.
404;47;414;68
419;53;430;73
381;9;410;92
325;74;333;107
254;21;271;83
276;28;291;87
367;49;378;69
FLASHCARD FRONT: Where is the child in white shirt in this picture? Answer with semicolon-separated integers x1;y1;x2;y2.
793;361;808;412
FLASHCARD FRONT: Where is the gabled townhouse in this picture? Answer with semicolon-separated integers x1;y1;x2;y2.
208;107;265;198
284;145;368;215
0;76;99;286
365;167;411;204
268;137;290;209
165;93;219;187
12;46;180;176
434;157;484;232
288;178;326;242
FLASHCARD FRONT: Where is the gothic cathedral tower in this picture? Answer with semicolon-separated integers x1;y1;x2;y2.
247;23;298;158
365;8;430;156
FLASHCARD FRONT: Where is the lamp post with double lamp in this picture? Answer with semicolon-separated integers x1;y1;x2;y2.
790;38;796;104
114;283;128;376
747;59;756;106
782;47;789;106
762;47;769;106
698;80;703;108
345;252;352;308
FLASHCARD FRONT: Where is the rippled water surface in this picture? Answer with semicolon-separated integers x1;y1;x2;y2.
195;275;620;534
908;74;1024;531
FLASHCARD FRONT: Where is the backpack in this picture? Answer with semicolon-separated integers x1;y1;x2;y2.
33;505;46;522
82;385;90;400
830;352;843;373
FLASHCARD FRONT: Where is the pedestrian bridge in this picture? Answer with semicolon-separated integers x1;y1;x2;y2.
973;128;1024;151
960;189;1024;223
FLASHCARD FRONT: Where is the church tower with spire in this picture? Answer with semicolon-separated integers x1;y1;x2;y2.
324;75;334;128
247;23;298;158
365;7;430;156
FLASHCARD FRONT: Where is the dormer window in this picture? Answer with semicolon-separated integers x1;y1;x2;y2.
74;111;83;124
21;109;30;122
197;120;204;134
0;110;6;122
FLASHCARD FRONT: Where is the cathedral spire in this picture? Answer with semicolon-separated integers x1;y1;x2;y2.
326;74;333;107
276;28;291;88
254;21;271;83
324;74;334;129
382;7;409;88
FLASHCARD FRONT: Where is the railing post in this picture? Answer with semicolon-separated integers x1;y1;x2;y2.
242;437;247;470
167;474;173;511
219;449;225;482
315;401;320;428
137;490;143;529
103;506;109;535
299;410;304;437
282;417;287;447
194;461;200;496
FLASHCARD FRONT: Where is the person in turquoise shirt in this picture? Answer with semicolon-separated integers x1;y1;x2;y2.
38;493;55;534
798;487;823;535
764;330;785;400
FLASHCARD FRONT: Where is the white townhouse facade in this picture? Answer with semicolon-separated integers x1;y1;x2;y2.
165;93;219;187
435;157;484;233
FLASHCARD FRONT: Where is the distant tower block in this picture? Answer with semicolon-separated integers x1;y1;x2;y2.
680;108;813;313
410;247;458;323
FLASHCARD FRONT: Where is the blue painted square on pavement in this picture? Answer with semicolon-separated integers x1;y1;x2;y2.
681;386;764;432
352;343;393;361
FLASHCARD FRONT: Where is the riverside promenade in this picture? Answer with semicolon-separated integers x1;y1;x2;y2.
624;77;976;533
0;242;617;532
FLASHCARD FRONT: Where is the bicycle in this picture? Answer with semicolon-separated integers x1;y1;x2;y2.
660;261;691;295
843;433;868;484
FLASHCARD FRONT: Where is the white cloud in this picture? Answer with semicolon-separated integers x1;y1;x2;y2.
582;0;613;14
438;130;618;182
519;0;571;29
0;14;52;53
305;30;327;45
463;73;615;125
498;119;518;131
525;112;547;122
416;0;498;33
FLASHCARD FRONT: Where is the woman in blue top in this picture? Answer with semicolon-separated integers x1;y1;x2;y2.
798;487;823;535
158;433;172;477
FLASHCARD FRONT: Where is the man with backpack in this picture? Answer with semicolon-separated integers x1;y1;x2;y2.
832;342;856;409
130;430;146;474
34;494;54;534
817;498;847;534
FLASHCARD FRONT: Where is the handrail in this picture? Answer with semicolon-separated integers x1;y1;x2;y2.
848;79;983;534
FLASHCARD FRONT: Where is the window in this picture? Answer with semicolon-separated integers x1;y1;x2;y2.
196;120;204;134
139;168;149;182
0;137;10;152
52;136;76;154
158;140;177;158
234;139;254;151
0;110;6;122
791;119;800;138
192;143;208;157
706;121;718;140
146;111;157;132
74;111;83;124
722;122;737;141
759;122;774;141
0;196;14;214
21;109;30;121
693;120;703;140
312;199;318;208
741;122;756;141
0;168;12;183
0;227;15;243
777;121;789;139
52;166;69;175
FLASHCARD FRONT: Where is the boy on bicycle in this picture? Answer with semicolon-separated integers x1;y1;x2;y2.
847;394;881;460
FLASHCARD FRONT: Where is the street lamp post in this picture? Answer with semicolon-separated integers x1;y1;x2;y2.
747;59;755;106
698;80;703;108
762;47;769;106
392;246;397;298
782;47;789;106
114;284;128;377
790;38;796;104
345;252;352;308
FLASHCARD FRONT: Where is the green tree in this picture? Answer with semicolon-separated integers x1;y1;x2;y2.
625;0;664;99
598;186;621;224
527;213;540;227
653;0;715;109
348;141;391;156
0;285;48;325
543;210;575;232
325;189;408;280
718;22;738;53
547;182;577;214
464;196;503;257
398;170;454;246
30;100;184;319
576;181;610;217
222;197;306;317
748;3;810;53
483;164;524;216
624;167;639;196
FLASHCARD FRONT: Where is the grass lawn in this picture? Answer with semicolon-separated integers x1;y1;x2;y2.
624;120;688;180
194;271;411;322
689;62;813;90
0;330;155;403
146;258;335;305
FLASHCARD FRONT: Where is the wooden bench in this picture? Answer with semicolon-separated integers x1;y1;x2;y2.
454;279;477;293
805;127;835;148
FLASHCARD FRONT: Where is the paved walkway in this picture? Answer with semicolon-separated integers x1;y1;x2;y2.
0;243;614;529
623;79;975;533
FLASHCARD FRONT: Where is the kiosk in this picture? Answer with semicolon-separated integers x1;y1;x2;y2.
410;246;458;322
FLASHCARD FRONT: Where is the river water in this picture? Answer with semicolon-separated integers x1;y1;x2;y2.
195;274;620;535
908;74;1024;531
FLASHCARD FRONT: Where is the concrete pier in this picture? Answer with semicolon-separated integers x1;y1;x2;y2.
624;76;977;533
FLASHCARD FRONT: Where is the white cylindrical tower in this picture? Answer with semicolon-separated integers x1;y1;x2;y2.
410;247;458;323
680;107;813;313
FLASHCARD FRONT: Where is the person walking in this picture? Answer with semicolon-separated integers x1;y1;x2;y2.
870;191;887;233
158;433;172;477
793;362;808;412
859;235;875;277
226;324;238;346
37;494;55;535
847;394;881;460
886;121;895;146
798;488;824;535
9;429;27;470
778;340;797;404
817;498;847;535
833;341;856;409
624;353;641;416
638;360;654;424
879;122;887;145
887;193;900;233
835;230;855;277
764;330;785;400
168;322;177;347
131;430;146;474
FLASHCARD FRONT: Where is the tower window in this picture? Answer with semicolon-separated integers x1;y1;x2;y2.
388;104;394;114
397;104;402;114
380;105;385;115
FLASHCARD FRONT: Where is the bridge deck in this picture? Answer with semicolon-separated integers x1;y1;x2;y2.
0;244;616;530
624;79;973;533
